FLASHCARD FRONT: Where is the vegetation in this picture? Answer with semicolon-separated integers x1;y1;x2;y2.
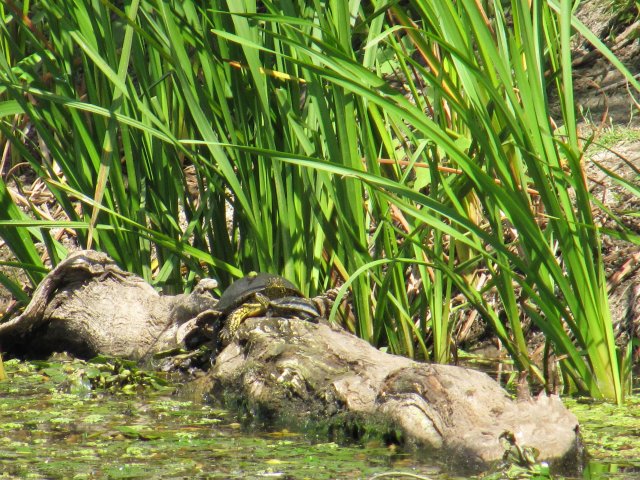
0;1;639;403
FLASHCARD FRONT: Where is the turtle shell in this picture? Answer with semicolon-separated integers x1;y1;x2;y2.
215;273;304;314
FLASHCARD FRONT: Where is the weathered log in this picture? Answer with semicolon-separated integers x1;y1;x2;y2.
208;316;580;471
0;250;581;471
0;250;217;359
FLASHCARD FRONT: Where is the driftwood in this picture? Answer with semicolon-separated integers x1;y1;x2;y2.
0;250;581;471
208;316;580;471
0;250;217;359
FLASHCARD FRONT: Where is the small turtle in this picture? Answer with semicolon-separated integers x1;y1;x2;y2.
213;273;322;342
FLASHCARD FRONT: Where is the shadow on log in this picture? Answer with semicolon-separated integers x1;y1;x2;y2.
0;250;581;472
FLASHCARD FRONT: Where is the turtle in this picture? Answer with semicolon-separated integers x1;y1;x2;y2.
212;272;323;342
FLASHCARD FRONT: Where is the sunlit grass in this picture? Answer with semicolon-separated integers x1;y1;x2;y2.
588;126;640;152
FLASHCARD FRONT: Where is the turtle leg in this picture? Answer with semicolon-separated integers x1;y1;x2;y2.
220;294;270;342
311;287;340;318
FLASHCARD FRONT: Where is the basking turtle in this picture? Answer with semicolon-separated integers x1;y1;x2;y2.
212;273;322;342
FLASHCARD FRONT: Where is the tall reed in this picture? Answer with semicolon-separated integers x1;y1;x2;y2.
1;0;638;402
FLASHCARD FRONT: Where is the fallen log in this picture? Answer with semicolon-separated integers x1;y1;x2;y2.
0;250;217;359
0;250;581;471
207;316;580;471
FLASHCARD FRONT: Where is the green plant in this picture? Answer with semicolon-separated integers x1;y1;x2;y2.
1;0;638;402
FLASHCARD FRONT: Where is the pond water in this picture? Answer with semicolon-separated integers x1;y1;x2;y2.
0;358;446;479
564;396;640;479
1;357;640;479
